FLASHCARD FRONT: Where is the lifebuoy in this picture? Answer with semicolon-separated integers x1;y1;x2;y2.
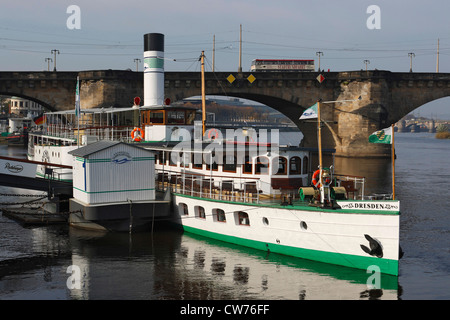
311;169;331;188
131;127;144;142
207;128;220;140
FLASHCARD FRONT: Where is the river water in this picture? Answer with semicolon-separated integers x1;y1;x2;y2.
0;132;449;301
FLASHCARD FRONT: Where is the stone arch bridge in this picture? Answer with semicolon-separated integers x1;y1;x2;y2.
1;69;450;157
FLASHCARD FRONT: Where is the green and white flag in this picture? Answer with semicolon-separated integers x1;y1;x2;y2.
299;103;318;119
369;127;392;144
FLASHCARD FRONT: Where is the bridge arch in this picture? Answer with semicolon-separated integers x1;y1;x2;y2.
405;96;450;120
182;92;304;124
0;71;79;112
181;94;299;127
0;92;53;112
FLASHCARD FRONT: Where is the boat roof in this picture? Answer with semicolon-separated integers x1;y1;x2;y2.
68;140;121;157
139;140;335;154
68;140;152;157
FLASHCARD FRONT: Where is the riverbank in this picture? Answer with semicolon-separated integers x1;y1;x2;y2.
435;131;450;139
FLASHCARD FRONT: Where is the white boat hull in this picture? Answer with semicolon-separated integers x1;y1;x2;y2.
172;194;400;276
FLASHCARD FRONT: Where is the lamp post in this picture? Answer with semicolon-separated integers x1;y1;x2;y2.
316;51;323;71
408;52;415;72
134;58;141;72
51;49;60;71
45;58;53;72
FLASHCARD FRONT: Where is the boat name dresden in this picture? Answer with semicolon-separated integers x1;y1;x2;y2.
338;201;399;211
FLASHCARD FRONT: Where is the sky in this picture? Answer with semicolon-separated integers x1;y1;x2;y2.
1;0;450;119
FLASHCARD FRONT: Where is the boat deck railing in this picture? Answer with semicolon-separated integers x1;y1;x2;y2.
155;169;369;204
32;124;136;144
333;174;366;200
156;169;263;203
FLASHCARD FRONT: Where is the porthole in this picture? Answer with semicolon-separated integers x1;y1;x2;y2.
300;221;308;230
262;217;269;226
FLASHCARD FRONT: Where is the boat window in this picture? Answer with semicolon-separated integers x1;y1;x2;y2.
157;151;164;165
192;153;203;169
195;206;206;219
186;110;195;125
237;211;250;226
243;156;252;174
223;155;236;173
289;156;301;174
180;152;190;168
274;157;287;175
302;156;309;174
169;151;178;166
167;110;185;124
141;111;149;125
179;203;188;216
205;151;218;171
149;111;164;124
255;156;269;175
213;209;226;222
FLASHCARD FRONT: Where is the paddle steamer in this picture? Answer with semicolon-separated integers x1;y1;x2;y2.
25;33;401;275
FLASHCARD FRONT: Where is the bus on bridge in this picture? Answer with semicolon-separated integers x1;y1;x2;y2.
250;59;315;72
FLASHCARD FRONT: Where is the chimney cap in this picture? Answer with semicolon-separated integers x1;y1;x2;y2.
144;33;164;52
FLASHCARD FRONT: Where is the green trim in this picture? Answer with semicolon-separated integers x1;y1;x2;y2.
144;57;164;69
73;186;155;194
174;193;400;216
181;224;399;276
132;157;155;161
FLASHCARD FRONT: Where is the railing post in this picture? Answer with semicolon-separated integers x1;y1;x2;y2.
257;180;260;203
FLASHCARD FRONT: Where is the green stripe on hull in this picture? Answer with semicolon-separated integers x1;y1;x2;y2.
180;224;399;276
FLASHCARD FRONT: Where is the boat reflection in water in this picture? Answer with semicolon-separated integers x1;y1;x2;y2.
68;225;399;300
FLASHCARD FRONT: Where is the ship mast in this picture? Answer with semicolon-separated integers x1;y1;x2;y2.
317;99;324;201
317;100;323;177
392;123;395;200
317;96;361;204
200;51;206;136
